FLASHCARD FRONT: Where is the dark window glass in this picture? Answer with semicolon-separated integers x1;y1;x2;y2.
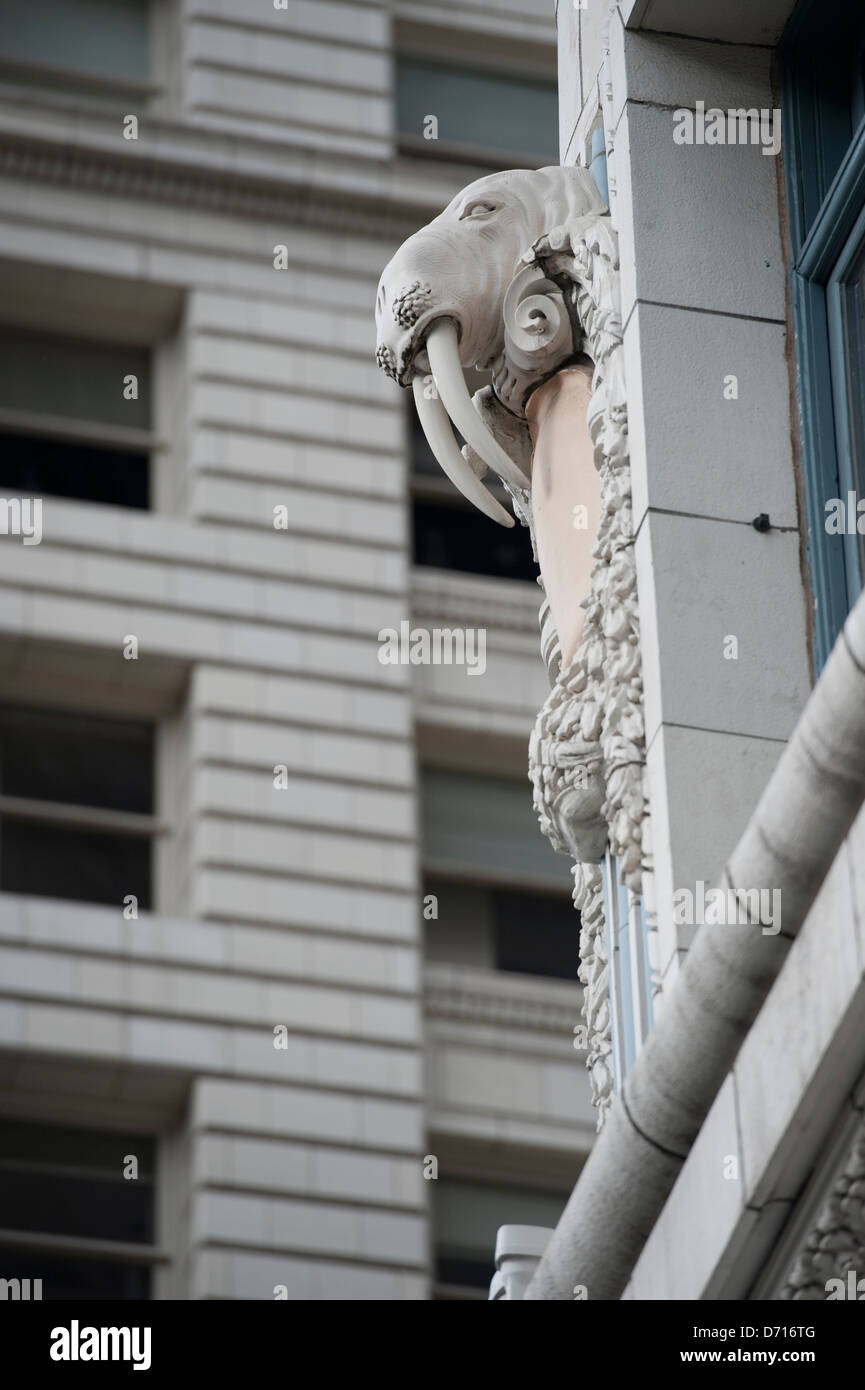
493;888;579;981
853;27;865;129
424;877;579;982
0;706;154;813
0;1167;153;1243
0;327;151;511
433;1177;568;1298
413;498;537;581
839;240;865;587
435;1254;492;1291
781;0;865;242
0;0;150;84
0;328;151;430
410;386;538;580
0;432;148;509
0;706;154;907
0;1251;151;1301
396;59;557;161
0;1119;155;1245
0;820;151;908
0;1119;155;1175
781;0;865;664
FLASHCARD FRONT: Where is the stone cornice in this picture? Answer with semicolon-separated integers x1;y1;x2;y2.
778;1111;865;1300
411;568;542;638
0;134;418;243
0;118;478;244
424;963;580;1036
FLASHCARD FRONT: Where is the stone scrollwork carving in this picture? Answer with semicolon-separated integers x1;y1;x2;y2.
374;167;651;1126
779;1118;865;1300
497;263;575;410
528;216;644;877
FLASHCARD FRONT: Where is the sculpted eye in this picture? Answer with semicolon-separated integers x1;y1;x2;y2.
459;200;499;221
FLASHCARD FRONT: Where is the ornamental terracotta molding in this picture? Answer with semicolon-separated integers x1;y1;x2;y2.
425;966;581;1036
780;1118;865;1300
375;165;652;1123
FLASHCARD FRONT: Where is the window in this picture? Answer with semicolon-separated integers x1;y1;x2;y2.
0;705;155;909
603;850;654;1089
0;0;151;86
0;1118;156;1299
0;328;151;510
412;495;538;582
781;0;865;667
421;768;578;982
425;877;579;981
411;393;537;581
433;1176;567;1299
396;57;558;166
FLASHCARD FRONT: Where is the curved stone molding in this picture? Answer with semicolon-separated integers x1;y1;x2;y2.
374;167;651;1124
497;262;574;411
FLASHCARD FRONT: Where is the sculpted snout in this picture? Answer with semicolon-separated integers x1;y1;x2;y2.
374;232;502;386
374;228;528;525
374;165;606;526
374;271;437;385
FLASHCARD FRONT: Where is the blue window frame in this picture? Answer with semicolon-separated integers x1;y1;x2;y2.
602;850;654;1089
781;0;865;669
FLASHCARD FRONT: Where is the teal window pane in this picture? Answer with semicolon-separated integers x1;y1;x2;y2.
603;850;652;1088
0;0;150;83
0;328;151;431
423;875;579;982
434;1177;567;1295
421;768;573;887
838;234;865;589
781;0;865;665
397;59;557;160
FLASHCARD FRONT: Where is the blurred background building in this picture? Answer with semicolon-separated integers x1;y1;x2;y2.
0;0;595;1300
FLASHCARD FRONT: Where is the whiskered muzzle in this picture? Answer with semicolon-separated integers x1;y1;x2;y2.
409;320;530;528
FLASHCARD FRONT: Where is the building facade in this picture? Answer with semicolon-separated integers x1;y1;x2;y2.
481;0;865;1301
3;0;863;1307
0;0;595;1301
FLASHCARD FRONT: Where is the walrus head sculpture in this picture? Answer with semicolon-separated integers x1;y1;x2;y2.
377;167;647;1125
374;165;608;527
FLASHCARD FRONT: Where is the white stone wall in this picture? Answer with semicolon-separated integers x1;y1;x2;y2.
427;963;596;1155
182;0;393;158
560;0;810;991
622;803;865;1300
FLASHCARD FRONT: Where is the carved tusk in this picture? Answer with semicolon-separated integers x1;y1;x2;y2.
426;320;531;489
412;375;514;527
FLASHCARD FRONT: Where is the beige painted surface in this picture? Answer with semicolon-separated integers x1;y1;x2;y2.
527;366;600;668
